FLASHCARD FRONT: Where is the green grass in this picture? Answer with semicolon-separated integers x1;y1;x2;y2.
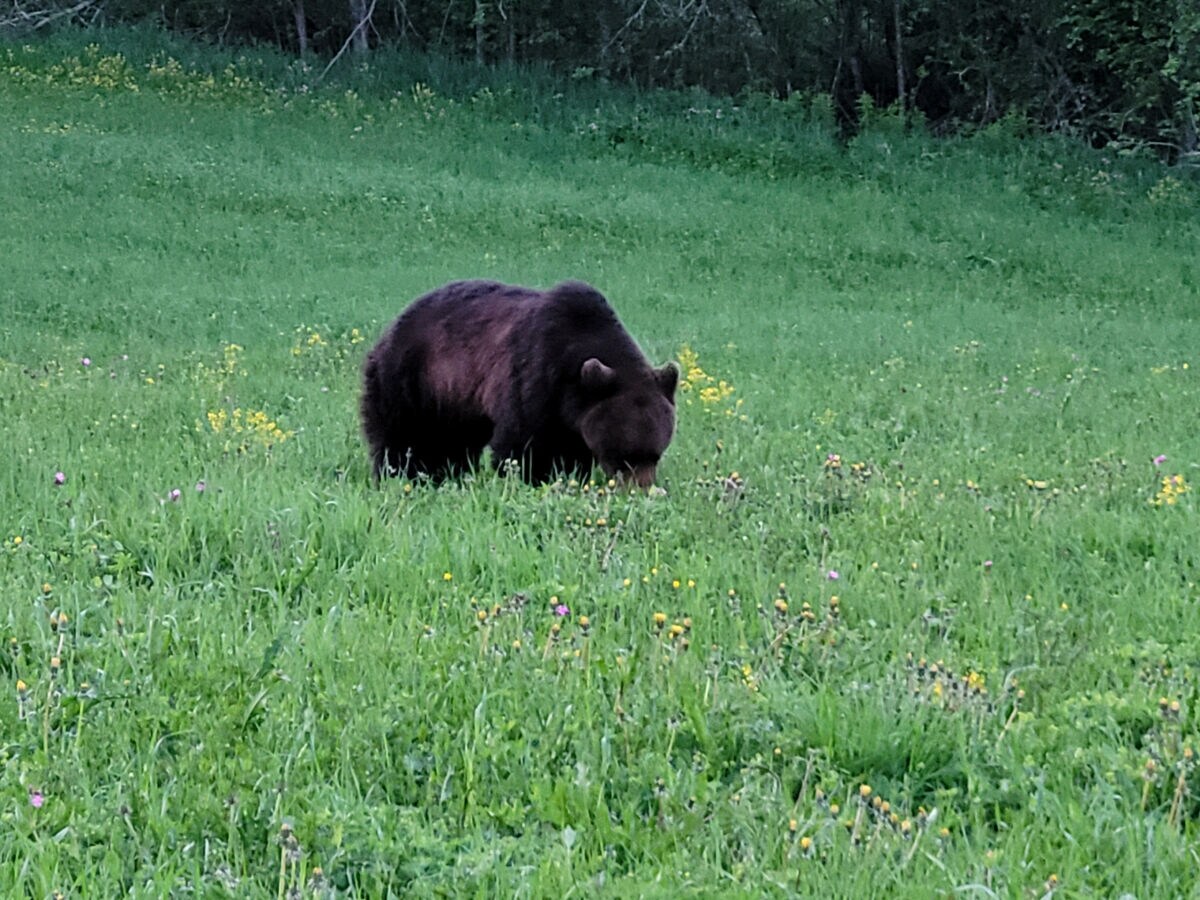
1;30;1199;897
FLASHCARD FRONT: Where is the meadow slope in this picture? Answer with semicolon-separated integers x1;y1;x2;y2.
1;34;1199;897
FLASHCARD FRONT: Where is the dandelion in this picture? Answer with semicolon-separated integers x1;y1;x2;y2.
1153;474;1189;506
442;572;453;582
54;471;65;485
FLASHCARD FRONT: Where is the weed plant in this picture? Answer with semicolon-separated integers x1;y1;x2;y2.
1;28;1199;898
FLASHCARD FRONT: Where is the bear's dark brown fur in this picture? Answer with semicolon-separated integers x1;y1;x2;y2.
361;280;678;486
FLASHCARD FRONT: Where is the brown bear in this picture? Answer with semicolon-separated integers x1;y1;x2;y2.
360;279;678;486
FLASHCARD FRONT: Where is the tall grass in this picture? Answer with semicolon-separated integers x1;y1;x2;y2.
1;27;1198;897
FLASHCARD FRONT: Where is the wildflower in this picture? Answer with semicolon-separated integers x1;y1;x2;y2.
578;615;590;634
308;867;327;891
653;611;667;631
442;572;453;582
168;488;181;502
29;789;44;808
81;357;91;367
1153;474;1189;506
1154;454;1167;466
54;471;65;485
195;480;207;493
826;570;840;581
552;602;569;617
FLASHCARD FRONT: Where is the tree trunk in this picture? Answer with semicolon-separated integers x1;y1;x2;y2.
350;0;370;54
892;0;905;112
475;1;485;65
507;7;515;64
293;0;308;56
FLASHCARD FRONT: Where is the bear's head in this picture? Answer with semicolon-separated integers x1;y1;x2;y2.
577;358;679;487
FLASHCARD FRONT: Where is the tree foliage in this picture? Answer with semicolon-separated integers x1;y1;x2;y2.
4;0;1198;155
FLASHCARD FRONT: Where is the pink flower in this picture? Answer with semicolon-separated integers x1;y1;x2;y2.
984;560;993;570
54;471;65;485
826;570;840;581
195;480;207;493
1153;455;1167;467
29;790;44;808
81;357;91;367
553;604;570;617
168;488;182;502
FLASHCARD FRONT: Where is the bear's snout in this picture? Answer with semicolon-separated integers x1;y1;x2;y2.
617;464;658;489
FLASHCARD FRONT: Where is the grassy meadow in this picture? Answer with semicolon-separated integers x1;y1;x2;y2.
1;31;1199;897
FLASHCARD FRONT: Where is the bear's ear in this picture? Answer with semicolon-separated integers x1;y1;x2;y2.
656;362;679;398
581;358;617;392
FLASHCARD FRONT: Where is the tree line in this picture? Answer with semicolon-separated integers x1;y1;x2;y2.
5;0;1198;157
